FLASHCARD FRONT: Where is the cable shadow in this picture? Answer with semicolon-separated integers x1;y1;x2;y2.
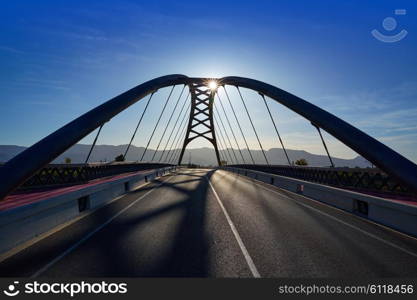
83;169;215;277
230;172;407;277
143;169;215;277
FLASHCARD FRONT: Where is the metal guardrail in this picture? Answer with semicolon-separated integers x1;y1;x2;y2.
228;164;416;199
12;163;174;191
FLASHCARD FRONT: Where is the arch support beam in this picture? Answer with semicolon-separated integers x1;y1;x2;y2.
178;82;221;165
0;74;189;200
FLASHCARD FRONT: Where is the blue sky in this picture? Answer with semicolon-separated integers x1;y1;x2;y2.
0;0;416;162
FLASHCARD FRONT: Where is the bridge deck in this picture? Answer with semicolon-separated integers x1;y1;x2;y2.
2;168;416;213
1;168;417;277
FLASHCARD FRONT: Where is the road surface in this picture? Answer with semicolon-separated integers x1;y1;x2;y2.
1;168;417;277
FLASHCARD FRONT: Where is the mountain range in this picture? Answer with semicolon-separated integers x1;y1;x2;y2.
0;144;371;167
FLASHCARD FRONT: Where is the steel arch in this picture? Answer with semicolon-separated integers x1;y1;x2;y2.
219;76;417;193
0;74;189;200
0;75;416;200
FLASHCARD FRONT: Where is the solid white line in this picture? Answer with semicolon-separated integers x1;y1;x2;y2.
223;170;417;243
206;176;261;278
31;176;174;278
222;170;417;259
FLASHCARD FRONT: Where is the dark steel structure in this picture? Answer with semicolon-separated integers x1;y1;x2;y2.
178;80;221;165
1;74;417;200
17;163;173;190
230;164;415;200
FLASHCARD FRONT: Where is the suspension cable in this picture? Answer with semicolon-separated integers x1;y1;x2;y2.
169;118;189;164
216;93;246;163
85;124;104;164
213;114;235;164
216;125;227;165
213;109;237;164
166;104;190;163
140;85;176;161
236;87;269;165
166;110;189;164
213;104;239;164
159;91;190;162
223;86;256;164
123;91;155;160
313;124;335;167
166;105;190;163
215;133;226;164
151;85;186;161
213;115;234;164
260;93;292;166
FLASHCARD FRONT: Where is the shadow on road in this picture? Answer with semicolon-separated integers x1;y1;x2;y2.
87;168;216;277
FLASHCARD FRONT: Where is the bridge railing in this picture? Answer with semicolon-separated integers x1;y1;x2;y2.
228;164;416;200
3;162;174;192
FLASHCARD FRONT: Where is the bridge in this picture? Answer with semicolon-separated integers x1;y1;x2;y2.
0;75;417;277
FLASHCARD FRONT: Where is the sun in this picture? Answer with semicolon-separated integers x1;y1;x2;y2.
208;80;218;91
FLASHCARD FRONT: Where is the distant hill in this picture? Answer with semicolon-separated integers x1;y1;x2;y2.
0;144;371;168
0;145;27;162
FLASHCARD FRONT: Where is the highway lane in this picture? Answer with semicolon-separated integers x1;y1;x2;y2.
1;168;417;277
211;170;417;277
0;169;252;277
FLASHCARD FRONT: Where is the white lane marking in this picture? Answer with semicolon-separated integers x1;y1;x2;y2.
31;176;174;278
220;171;417;243
221;171;417;259
206;176;261;278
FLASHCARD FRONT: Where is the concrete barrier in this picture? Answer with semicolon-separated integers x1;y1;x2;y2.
0;167;176;255
220;167;417;237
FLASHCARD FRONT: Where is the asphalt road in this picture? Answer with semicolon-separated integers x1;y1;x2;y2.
1;168;417;278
